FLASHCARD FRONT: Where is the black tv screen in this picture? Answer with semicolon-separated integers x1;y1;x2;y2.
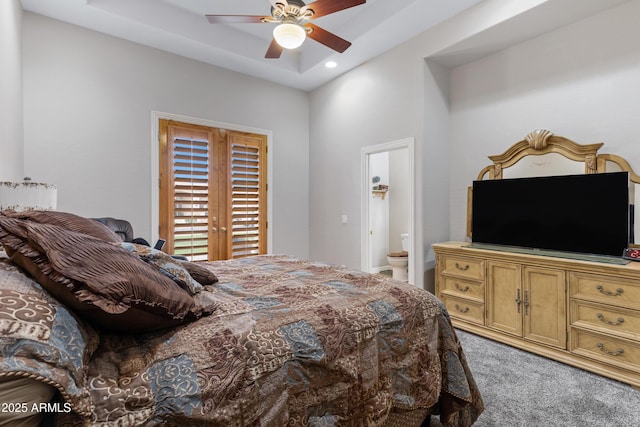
472;172;629;257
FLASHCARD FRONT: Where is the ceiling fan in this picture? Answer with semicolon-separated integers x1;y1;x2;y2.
205;0;366;58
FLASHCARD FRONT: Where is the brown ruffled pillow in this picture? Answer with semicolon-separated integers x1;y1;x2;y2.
181;260;219;286
1;210;121;243
0;217;215;333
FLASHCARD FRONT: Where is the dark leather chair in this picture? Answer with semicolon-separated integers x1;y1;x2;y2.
93;217;134;242
92;217;177;256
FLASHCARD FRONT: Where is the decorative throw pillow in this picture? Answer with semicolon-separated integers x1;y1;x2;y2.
180;259;219;286
0;217;215;333
1;210;121;243
119;242;207;295
0;260;97;419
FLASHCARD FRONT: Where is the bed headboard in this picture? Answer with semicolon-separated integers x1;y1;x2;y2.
467;129;640;241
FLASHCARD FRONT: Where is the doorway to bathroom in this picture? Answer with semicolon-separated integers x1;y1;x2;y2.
361;138;415;285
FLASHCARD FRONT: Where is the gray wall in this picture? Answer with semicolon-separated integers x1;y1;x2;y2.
308;42;425;277
308;0;639;289
448;0;640;241
0;0;23;180
22;13;310;257
307;0;514;287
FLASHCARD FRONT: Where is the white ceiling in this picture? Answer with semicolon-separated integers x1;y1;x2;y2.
19;0;484;91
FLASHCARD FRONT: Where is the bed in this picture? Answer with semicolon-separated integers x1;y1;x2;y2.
0;210;483;426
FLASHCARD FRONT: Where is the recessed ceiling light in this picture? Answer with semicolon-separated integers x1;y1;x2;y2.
325;61;337;69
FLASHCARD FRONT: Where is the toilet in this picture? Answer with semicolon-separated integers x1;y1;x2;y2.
386;233;409;282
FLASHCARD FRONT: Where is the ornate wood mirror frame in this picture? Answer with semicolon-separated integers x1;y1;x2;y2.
467;129;640;238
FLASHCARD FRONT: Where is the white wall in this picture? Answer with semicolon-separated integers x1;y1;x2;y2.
448;0;640;241
0;0;23;180
22;13;310;257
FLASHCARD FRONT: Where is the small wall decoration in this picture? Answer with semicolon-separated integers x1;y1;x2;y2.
371;176;388;198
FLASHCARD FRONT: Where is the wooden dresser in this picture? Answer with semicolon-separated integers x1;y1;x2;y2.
434;241;640;388
439;129;640;387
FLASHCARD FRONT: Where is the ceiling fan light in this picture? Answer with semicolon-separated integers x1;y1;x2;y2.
273;23;306;49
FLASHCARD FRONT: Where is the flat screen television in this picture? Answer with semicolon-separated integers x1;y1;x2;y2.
471;171;630;258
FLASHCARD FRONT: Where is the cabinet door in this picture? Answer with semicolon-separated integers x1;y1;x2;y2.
487;261;522;336
523;266;566;349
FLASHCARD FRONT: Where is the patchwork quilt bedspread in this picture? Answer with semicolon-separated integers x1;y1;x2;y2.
2;254;482;426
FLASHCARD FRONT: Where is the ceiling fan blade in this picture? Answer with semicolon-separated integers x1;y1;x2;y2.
305;23;351;53
265;38;284;59
303;0;366;19
206;15;269;24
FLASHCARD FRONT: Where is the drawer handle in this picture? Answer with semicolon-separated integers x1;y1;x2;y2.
455;262;470;271
595;285;624;297
597;342;624;357
454;283;470;292
454;304;470;314
596;313;625;326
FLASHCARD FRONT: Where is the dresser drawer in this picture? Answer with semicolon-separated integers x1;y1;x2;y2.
571;328;640;374
440;256;485;281
441;294;484;325
441;276;484;301
570;300;640;341
569;272;640;311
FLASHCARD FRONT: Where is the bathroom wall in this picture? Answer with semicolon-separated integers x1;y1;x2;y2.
389;149;410;253
369;152;389;270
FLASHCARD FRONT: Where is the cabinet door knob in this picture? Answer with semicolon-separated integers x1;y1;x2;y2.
515;289;522;313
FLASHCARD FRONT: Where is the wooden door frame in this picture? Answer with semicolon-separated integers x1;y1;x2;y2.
151;111;273;252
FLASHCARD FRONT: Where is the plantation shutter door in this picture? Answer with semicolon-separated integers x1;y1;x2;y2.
159;120;220;261
159;120;266;261
227;131;267;258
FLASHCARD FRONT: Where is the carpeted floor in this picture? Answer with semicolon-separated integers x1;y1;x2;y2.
431;329;640;426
